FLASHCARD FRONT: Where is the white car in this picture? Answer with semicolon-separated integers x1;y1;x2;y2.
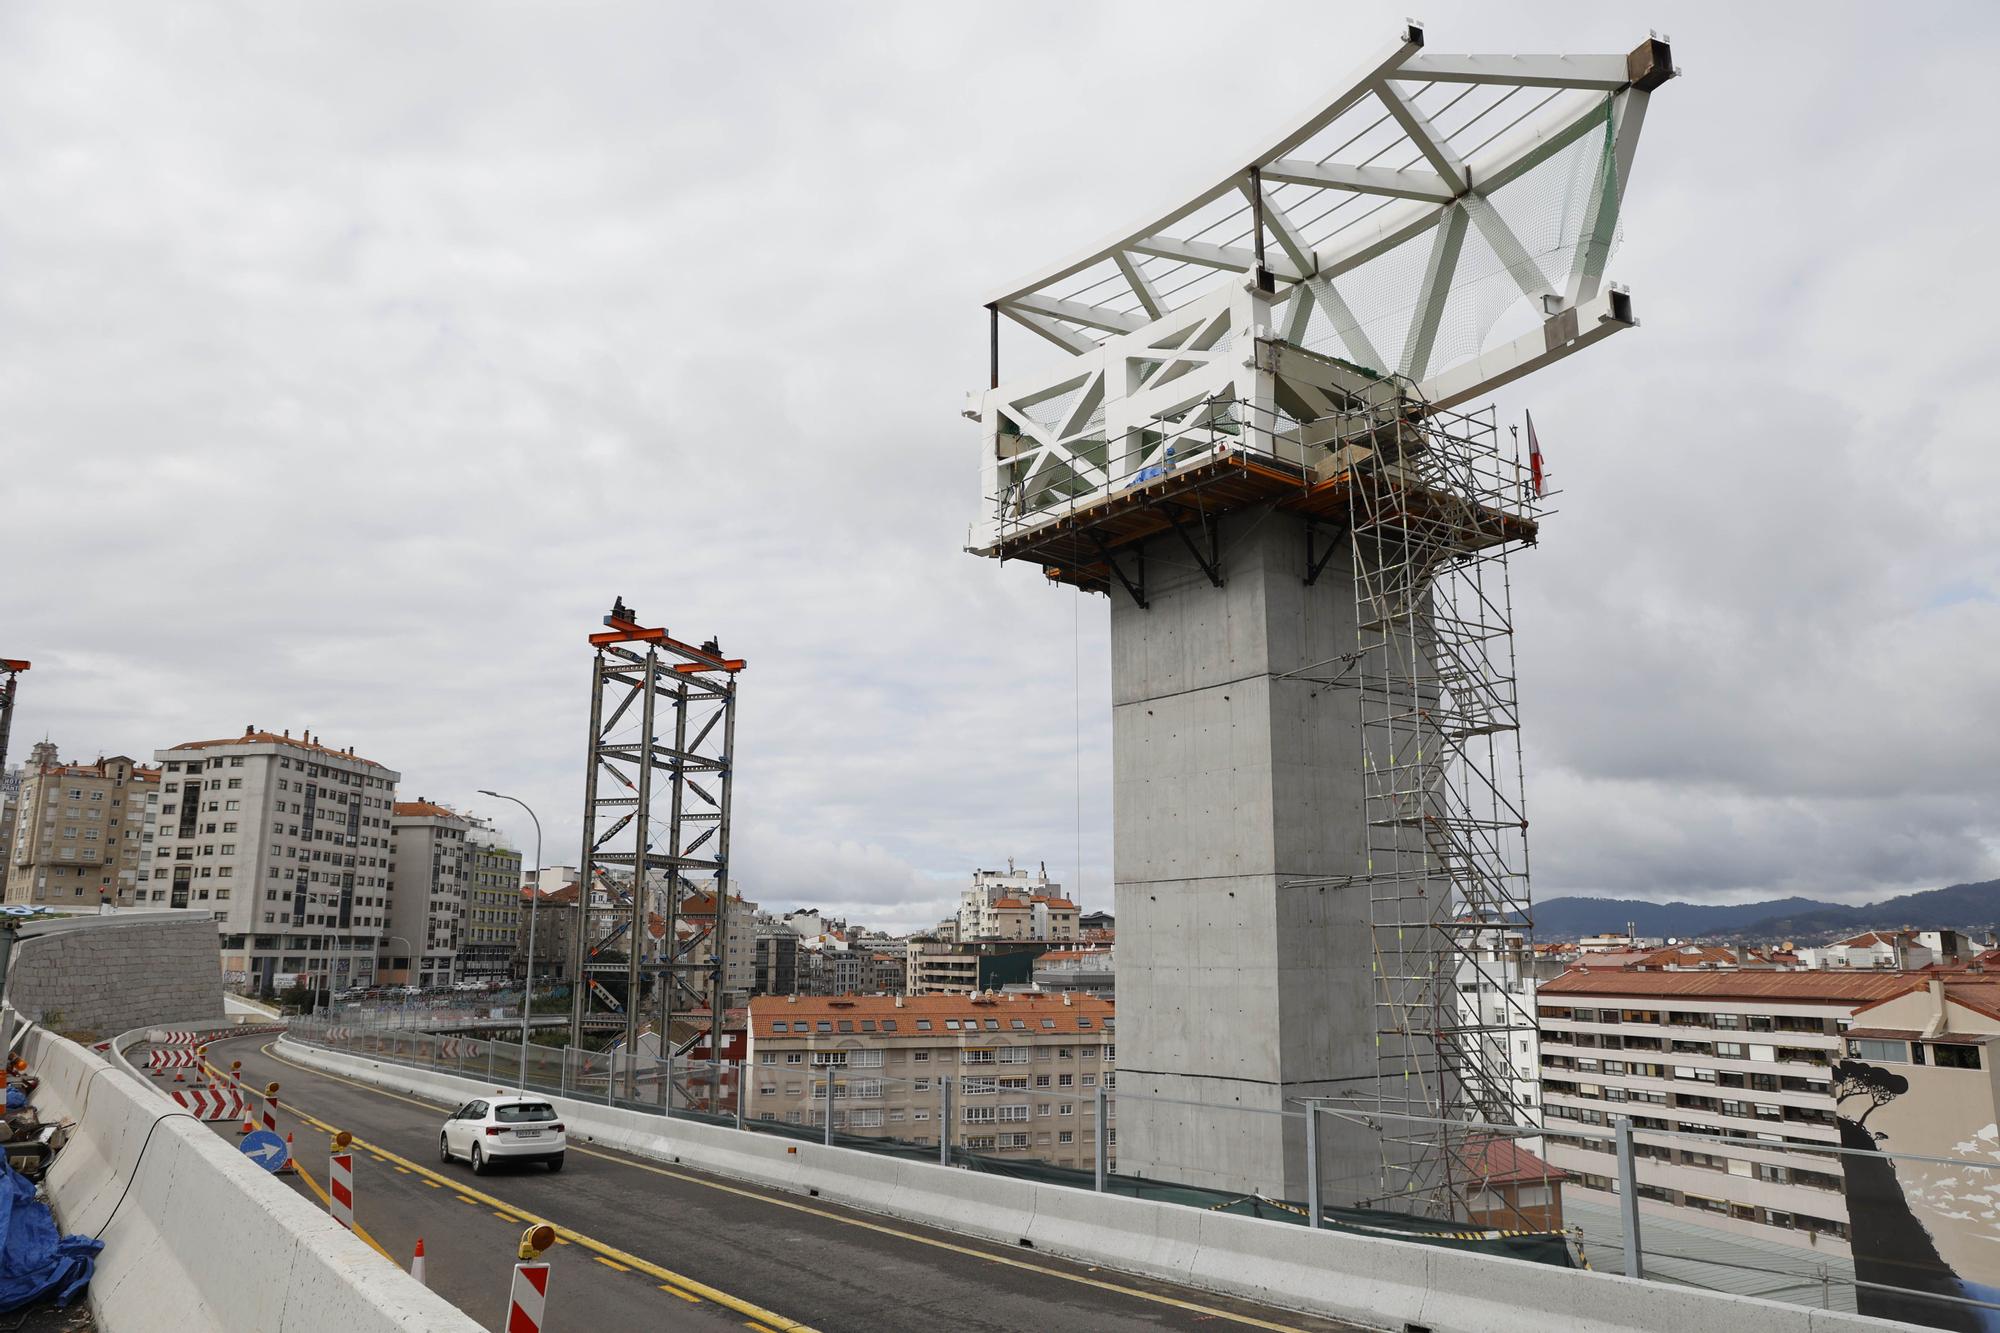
439;1096;566;1174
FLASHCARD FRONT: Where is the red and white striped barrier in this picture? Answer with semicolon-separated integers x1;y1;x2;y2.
506;1263;548;1333
263;1083;281;1134
147;1049;199;1070
171;1086;250;1121
329;1144;355;1231
506;1224;556;1333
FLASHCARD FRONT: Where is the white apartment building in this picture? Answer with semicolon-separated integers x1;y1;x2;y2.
389;800;471;988
746;991;1116;1171
956;863;1078;942
1535;969;1916;1253
150;728;400;993
1456;929;1542;1149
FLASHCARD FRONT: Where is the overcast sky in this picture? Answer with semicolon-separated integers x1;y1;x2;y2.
3;2;1994;931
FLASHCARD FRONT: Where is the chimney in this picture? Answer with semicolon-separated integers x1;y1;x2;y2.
786;994;797;1004
1062;992;1072;1006
1924;977;1949;1039
893;994;904;1008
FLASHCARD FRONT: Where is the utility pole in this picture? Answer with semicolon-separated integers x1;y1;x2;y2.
0;660;29;784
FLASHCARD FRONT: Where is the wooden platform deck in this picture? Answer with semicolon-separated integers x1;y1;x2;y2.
979;444;1539;596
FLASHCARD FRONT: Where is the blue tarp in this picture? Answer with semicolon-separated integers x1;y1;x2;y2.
0;1155;99;1312
5;1086;24;1111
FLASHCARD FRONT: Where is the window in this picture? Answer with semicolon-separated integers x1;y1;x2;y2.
1058;1130;1074;1144
1932;1044;1983;1070
998;1046;1030;1064
962;1106;997;1124
1847;1039;1907;1064
1058;1073;1074;1088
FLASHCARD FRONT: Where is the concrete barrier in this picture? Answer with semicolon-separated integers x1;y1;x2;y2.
282;1037;1902;1333
24;1026;478;1333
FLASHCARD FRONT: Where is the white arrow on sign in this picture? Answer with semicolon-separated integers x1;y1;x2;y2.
246;1141;285;1164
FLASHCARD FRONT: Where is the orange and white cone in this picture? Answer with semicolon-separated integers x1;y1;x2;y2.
277;1133;298;1176
411;1238;426;1286
238;1119;255;1137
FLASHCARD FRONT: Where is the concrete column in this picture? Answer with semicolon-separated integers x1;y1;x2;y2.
1110;506;1382;1204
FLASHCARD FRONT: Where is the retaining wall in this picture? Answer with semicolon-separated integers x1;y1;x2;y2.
7;915;223;1034
25;1026;477;1333
281;1037;1898;1333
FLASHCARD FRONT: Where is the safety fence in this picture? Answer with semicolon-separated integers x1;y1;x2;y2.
284;1016;1573;1270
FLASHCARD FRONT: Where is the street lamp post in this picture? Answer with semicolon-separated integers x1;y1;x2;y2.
479;790;543;1090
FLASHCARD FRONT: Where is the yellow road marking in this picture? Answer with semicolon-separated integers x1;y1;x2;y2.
594;1256;631;1272
492;1210;519;1222
746;1324;779;1333
658;1283;700;1303
559;1141;1319;1333
246;1048;819;1332
252;1039;1318;1333
422;1179;441;1189
289;1157;395;1263
454;1194;480;1207
394;1166;411;1175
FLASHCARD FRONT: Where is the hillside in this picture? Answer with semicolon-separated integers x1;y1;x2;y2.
1533;879;2000;943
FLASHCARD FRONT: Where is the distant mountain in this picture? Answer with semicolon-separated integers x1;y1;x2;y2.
1533;879;2000;944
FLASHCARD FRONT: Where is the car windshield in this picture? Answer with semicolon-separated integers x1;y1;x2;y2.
494;1102;557;1123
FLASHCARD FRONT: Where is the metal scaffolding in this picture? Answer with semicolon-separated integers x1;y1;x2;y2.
1330;381;1541;1217
568;599;744;1107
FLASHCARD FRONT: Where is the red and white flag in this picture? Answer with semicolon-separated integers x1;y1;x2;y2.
1526;409;1546;498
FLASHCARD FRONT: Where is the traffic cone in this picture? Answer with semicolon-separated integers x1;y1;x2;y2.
174;1072;185;1083
410;1238;426;1286
238;1119;256;1136
277;1133;297;1176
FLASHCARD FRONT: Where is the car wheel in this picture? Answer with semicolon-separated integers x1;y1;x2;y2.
439;1134;452;1164
547;1153;564;1173
470;1145;487;1175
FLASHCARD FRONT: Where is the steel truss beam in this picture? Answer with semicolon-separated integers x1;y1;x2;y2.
570;599;744;1112
982;24;1674;410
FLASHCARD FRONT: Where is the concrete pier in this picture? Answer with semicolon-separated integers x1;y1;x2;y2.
1110;506;1381;1202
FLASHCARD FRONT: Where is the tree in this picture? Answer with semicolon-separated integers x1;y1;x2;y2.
1833;1059;1908;1128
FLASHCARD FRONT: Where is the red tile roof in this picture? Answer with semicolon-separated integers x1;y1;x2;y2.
167;728;388;769
748;991;1112;1038
393;800;459;819
1542;969;1951;1004
1461;1135;1566;1187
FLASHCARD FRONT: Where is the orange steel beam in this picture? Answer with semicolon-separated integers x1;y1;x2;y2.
589;618;744;671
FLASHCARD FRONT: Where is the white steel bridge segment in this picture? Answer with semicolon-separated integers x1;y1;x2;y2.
982;23;1673;418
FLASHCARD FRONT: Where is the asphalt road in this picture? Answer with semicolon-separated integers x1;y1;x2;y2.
180;1032;1358;1333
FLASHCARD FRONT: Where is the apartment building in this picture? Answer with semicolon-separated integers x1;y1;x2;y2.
905;938;1044;996
1028;946;1115;997
458;820;523;984
388;800;471;988
752;926;799;995
6;746;160;907
667;889;757;1004
955;864;1079;942
1456;930;1542;1147
515;881;579;983
150;728;400;992
746;992;1115;1171
1533;969;1972;1253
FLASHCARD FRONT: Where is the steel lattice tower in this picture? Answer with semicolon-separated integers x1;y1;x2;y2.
568;599;744;1107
